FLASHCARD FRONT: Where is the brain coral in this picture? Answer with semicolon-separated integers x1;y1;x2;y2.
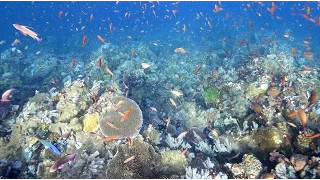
98;96;143;139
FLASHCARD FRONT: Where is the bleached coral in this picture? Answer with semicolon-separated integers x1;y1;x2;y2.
185;166;211;179
203;157;215;169
59;150;108;179
195;138;231;157
163;133;191;150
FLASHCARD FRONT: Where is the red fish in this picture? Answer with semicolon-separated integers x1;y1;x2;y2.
71;58;76;68
82;35;87;47
249;21;254;28
109;23;113;33
49;152;77;172
58;11;63;19
1;88;16;102
98;58;102;68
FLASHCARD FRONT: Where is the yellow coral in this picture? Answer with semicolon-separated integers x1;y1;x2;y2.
83;113;99;133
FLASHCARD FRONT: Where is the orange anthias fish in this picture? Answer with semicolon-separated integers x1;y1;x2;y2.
308;90;318;107
172;10;178;17
169;98;178;108
225;12;229;20
93;95;98;103
102;135;120;142
82;35;87;47
97;35;106;44
287;111;298;118
71;58;76;68
106;121;119;129
281;74;287;86
174;48;187;54
251;102;263;114
291;48;297;56
214;4;220;13
109;23;113;33
305;133;320;139
120;106;134;122
183;24;187;33
249;21;254;28
90;14;94;21
13;24;41;43
105;66;114;76
58;11;63;18
124;155;135;164
236;40;248;46
194;66;202;74
166;116;171;129
297;107;307;128
98;58;102;68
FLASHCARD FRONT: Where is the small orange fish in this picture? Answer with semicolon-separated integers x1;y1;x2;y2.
98;58;102;68
106;121;119;129
225;12;229;20
124;155;135;163
214;4;220;13
305;133;320;139
183;24;186;33
105;66;114;76
58;11;63;19
102;135;120;142
281;74;287;86
308;90;318;107
297;107;307;128
113;100;124;111
11;39;20;46
249;21;254;28
120;106;134;122
90;14;94;21
97;35;106;44
109;23;113;33
169;90;183;97
82;35;87;47
180;148;188;155
176;131;188;139
194;66;202;74
169;98;177;108
131;49;135;57
166;116;171;129
150;107;157;112
172;10;178;17
306;6;311;15
287;111;298;118
304;52;314;60
93;95;98;103
71;58;76;68
291;48;297;56
174;48;186;54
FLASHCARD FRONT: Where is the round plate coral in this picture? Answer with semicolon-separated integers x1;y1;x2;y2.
98;96;143;139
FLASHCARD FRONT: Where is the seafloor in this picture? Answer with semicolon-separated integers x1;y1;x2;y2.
1;6;320;180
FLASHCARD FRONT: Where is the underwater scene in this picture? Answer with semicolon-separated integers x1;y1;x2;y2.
0;0;320;179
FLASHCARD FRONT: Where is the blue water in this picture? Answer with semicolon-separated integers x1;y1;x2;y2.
1;1;319;54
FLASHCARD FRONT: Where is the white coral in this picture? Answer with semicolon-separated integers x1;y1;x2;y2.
203;157;215;169
185;166;211;179
195;138;231;157
164;133;191;150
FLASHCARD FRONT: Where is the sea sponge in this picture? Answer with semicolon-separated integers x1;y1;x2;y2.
82;113;99;133
98;96;143;139
203;88;220;104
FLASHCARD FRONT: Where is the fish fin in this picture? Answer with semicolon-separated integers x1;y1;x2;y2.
19;30;27;36
23;25;36;30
